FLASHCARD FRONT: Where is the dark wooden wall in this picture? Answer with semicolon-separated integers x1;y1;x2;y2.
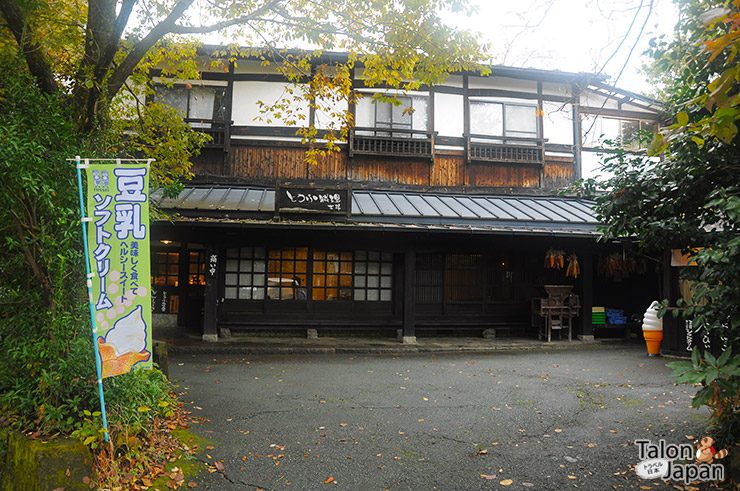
192;143;576;190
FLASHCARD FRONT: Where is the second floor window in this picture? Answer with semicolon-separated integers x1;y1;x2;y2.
470;101;539;139
355;93;429;137
153;85;227;128
582;115;658;149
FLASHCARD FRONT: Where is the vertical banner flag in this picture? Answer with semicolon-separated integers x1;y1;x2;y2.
86;163;153;378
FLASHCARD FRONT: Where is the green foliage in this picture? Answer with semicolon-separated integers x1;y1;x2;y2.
667;348;740;445
668;348;740;407
0;59;176;439
576;0;740;444
104;368;177;431
72;368;176;449
0;58;99;433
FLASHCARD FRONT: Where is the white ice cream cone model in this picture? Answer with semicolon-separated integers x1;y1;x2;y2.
642;301;663;357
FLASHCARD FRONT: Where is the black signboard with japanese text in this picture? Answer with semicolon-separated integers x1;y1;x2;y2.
275;183;351;219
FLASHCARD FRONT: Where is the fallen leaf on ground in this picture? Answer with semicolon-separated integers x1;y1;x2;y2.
214;461;225;471
476;449;488;455
324;476;335;484
480;474;495;480
500;479;513;485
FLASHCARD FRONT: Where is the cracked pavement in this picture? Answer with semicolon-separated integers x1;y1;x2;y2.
169;346;713;490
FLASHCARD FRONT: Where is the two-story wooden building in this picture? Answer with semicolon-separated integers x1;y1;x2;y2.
148;48;664;342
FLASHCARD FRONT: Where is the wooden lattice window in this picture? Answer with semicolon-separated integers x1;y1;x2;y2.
312;251;353;301
354;251;393;302
267;248;308;300
224;247;267;300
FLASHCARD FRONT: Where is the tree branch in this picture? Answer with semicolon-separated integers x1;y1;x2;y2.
106;0;196;106
170;0;285;34
100;0;137;73
108;0;287;98
0;0;58;94
9;208;53;310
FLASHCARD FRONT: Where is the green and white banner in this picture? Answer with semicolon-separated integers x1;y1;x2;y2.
85;163;152;378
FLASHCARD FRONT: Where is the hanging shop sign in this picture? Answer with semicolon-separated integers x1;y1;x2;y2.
275;183;352;218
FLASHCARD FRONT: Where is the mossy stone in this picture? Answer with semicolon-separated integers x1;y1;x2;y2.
0;431;94;491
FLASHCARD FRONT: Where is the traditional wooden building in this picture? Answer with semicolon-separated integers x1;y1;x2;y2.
148;48;664;342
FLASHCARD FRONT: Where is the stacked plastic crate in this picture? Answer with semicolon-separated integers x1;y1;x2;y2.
605;308;627;325
592;307;606;326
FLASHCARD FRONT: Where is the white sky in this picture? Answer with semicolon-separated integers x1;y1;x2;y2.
202;1;678;96
453;0;679;96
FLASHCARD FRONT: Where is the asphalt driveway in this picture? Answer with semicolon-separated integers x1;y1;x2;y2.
169;346;713;490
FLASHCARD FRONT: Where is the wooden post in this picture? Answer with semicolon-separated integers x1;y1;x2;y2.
579;252;594;341
224;61;234;158
402;251;417;344
662;249;680;352
202;248;220;342
537;81;545;187
572;82;583;180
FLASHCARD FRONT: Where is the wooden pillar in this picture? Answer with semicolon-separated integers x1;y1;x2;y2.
579;252;594;341
662;249;680;352
402;251;417;344
202;248;220;342
224;61;234;158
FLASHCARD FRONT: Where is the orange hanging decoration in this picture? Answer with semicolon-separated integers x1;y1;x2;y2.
566;253;580;278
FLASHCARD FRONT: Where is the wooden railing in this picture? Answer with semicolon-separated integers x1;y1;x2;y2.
350;127;435;160
185;119;228;149
466;134;545;165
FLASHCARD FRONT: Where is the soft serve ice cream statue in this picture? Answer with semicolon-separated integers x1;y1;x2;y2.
98;305;151;378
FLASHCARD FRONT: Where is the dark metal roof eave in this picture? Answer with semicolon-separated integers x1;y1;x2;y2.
153;216;603;239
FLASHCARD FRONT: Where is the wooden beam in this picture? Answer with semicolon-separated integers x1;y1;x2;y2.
579;252;594;340
579;106;661;121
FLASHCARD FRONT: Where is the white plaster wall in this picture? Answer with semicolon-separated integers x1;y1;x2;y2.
468;76;537;92
315;93;348;129
542;82;572;98
581;150;607;179
621;102;660;114
441;75;464;88
232;81;310;126
469;95;537;106
154;77;227;87
233;59;281;75
543;101;574;145
434;93;464;137
580;90;620;110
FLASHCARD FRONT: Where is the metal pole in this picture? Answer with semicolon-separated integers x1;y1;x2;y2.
75;155;110;442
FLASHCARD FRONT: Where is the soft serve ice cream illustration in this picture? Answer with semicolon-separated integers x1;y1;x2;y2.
97;305;151;378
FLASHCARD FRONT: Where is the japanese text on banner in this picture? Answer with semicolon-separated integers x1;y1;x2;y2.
86;165;152;378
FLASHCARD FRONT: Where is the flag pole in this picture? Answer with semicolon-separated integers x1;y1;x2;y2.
75;155;110;442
